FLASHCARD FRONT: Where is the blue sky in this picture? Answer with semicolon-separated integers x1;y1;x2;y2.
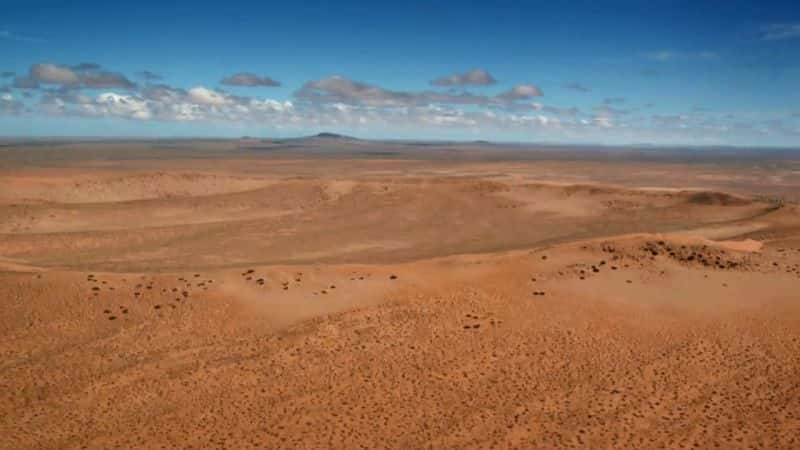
1;0;799;145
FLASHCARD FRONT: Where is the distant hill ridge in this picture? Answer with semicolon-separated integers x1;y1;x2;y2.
314;132;355;140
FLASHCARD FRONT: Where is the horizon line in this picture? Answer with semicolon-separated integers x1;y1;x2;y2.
1;133;800;151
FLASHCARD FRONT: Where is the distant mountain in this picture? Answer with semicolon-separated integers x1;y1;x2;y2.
314;132;356;140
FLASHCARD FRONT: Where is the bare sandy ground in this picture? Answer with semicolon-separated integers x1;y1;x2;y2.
1;138;800;449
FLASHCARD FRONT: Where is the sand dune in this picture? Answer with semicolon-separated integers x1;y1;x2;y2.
1;141;799;449
0;171;272;204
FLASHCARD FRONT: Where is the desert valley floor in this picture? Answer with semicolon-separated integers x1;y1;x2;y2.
1;137;800;449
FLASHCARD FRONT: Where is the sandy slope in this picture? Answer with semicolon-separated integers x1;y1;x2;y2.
1;146;799;449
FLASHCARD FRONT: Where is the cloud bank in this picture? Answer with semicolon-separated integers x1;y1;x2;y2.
430;69;497;86
220;72;281;87
1;61;797;145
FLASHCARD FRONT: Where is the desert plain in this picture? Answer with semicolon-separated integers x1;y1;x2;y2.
1;135;800;449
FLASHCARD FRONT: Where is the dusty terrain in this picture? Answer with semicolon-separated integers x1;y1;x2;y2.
1;137;800;449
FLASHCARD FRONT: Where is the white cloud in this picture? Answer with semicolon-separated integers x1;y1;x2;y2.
593;116;614;128
187;87;233;106
249;98;294;112
497;84;543;101
0;92;23;115
93;93;152;120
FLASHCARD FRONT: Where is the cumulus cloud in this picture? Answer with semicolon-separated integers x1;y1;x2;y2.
296;76;415;106
248;98;293;112
760;23;800;41
221;72;281;87
26;63;134;89
81;71;137;89
0;93;24;114
296;76;546;108
430;69;497;86
187;86;234;105
12;65;553;129
30;63;80;85
507;102;577;116
562;82;590;92
38;84;296;124
593;116;614;128
93;93;152;119
141;83;186;102
496;84;543;101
